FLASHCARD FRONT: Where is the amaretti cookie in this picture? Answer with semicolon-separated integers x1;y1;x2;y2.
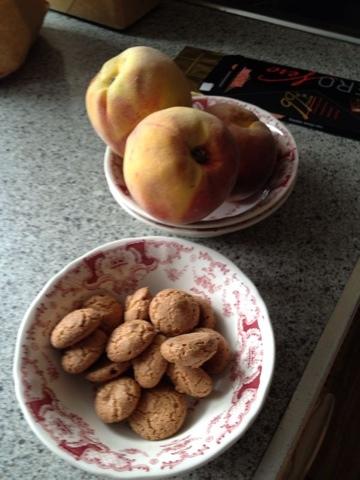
107;320;156;362
133;334;168;388
128;386;187;440
167;364;213;398
160;331;218;367
149;289;200;336
95;377;141;423
50;308;102;349
124;287;152;322
83;293;123;334
61;329;107;374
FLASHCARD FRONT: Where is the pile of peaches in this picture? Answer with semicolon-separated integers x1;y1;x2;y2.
86;46;277;225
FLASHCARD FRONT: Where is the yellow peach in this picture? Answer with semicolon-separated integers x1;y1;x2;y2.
205;102;277;199
86;46;192;157
123;106;239;224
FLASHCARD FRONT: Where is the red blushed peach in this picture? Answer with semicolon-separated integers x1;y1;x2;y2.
85;46;192;157
123;106;240;224
205;103;277;199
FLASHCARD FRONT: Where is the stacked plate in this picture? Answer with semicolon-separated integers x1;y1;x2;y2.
104;96;299;238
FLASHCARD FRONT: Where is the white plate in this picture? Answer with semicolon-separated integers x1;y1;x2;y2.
120;180;296;238
104;95;298;229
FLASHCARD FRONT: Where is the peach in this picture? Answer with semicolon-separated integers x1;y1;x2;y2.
85;46;192;157
205;103;277;200
123;106;239;224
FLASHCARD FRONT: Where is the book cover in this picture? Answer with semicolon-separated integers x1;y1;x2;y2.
175;46;360;140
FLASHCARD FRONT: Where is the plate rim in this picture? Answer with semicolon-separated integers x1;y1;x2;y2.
117;177;296;238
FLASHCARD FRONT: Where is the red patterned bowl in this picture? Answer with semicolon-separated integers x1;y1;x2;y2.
14;236;275;478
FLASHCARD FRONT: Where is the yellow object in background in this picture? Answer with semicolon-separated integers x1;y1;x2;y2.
0;0;48;78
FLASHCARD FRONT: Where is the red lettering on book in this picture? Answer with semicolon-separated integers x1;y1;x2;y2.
258;69;319;86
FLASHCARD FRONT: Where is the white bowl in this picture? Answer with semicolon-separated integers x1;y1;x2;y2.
104;95;298;230
14;236;275;479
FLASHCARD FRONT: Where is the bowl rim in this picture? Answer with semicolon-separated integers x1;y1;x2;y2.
13;235;275;479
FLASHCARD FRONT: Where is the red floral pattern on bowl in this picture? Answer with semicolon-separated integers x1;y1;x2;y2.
14;236;275;479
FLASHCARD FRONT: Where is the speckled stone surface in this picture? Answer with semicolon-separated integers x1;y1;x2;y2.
1;1;359;478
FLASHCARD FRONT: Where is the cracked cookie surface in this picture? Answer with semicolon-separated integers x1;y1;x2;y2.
194;296;217;329
83;293;123;334
133;334;168;388
128;386;187;440
160;331;218;367
167;364;213;398
106;319;156;362
149;289;200;336
50;308;102;349
61;329;107;374
95;377;141;423
196;328;232;374
124;287;152;322
85;357;130;383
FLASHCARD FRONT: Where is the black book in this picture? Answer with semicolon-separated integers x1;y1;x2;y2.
175;46;360;140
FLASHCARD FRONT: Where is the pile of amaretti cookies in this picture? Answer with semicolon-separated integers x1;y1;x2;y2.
50;288;231;440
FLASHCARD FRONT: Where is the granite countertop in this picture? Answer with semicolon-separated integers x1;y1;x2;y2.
1;1;359;478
